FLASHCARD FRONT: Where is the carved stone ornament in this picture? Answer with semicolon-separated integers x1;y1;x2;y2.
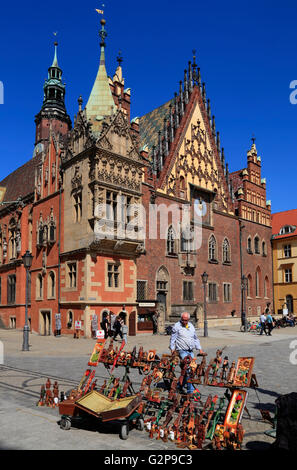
71;165;82;190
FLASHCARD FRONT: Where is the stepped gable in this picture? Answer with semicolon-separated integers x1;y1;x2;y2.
139;98;174;155
0;154;42;204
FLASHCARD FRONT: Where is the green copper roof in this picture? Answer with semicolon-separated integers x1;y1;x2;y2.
85;20;116;133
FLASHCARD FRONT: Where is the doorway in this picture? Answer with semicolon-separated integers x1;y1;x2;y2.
40;311;51;336
156;266;170;320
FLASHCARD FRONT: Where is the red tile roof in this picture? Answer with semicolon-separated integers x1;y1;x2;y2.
271;209;297;239
0;154;42;204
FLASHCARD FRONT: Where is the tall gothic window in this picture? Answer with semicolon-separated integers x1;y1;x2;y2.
254;236;260;254
7;274;16;304
166;226;176;255
73;192;82;222
222;238;231;263
48;271;55;298
208;235;217;262
9;219;17;259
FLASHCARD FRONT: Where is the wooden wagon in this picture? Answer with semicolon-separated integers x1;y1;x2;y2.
59;391;143;440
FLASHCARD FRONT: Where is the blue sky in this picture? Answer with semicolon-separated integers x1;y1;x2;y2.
0;0;296;213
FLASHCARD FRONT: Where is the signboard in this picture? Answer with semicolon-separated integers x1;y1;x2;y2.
75;320;82;330
96;330;105;339
138;302;156;307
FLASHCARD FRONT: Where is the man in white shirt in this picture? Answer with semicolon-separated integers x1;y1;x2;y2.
259;313;268;336
170;312;206;393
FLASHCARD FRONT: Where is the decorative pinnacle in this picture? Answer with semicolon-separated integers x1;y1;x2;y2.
192;49;197;68
251;134;256;145
99;18;107;47
117;50;123;67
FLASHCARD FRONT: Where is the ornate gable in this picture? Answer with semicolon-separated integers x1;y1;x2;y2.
162;97;231;213
96;109;141;162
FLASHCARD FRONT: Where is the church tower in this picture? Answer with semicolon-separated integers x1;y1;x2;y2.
34;41;72;153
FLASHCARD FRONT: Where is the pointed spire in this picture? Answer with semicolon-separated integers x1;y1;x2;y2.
221;147;225;168
207;99;211;121
85;17;116;132
52;41;59;67
78;95;83;112
188;61;193;93
216;131;221;154
211;115;216;136
202;82;206;104
197;68;201;88
184;69;189;104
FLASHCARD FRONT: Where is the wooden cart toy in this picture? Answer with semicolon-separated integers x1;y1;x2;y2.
59;390;143;440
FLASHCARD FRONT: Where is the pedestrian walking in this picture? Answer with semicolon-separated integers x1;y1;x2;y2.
259;312;268;336
121;322;128;345
109;312;116;337
266;312;274;336
113;315;123;340
100;312;109;339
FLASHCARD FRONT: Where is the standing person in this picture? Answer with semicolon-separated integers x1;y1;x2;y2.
152;311;159;335
113;315;123;341
121;322;128;345
266;312;274;336
259;312;268;336
170;312;206;394
109;312;116;337
100;312;109;339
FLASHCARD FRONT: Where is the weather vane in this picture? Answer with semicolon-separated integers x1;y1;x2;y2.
95;3;105;15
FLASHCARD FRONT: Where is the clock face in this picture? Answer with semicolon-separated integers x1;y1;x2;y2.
33;142;44;158
194;198;207;217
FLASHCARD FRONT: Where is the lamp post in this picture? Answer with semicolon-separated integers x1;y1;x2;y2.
22;250;33;351
241;275;248;332
201;271;208;337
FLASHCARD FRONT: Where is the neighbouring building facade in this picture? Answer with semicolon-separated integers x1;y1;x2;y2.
0;18;273;337
271;209;297;315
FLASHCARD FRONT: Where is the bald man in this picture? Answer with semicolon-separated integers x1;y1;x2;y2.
170;312;205;394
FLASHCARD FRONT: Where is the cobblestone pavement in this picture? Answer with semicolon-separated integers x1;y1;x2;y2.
0;325;296;451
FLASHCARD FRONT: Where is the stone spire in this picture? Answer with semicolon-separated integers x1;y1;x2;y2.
85;17;116;133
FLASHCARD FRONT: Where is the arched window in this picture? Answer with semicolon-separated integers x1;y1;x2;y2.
37;274;43;299
262;241;266;256
255;267;261;297
208;235;217;262
8;218;17;259
247;236;252;254
67;311;73;329
166;226;176;255
247;274;252;298
48;271;55;298
222;238;231;263
254;236;260;254
264;276;269;298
